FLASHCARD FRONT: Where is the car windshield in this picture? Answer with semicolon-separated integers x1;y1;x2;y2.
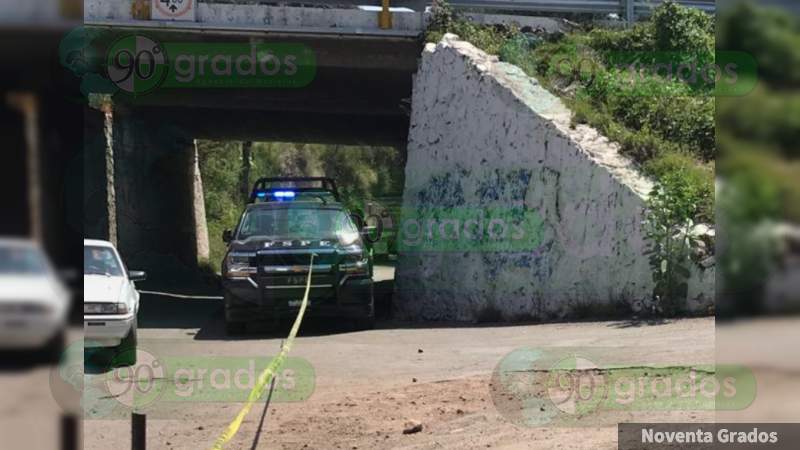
0;245;49;275
84;246;124;276
237;207;358;240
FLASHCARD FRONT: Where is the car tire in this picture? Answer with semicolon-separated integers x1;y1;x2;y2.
114;319;138;367
225;320;246;336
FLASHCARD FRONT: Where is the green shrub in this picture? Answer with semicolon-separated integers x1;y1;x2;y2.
426;0;515;56
567;93;714;222
718;88;800;159
427;21;515;56
534;15;715;164
499;34;538;73
651;1;713;58
530;35;597;88
197;140;245;268
644;168;708;315
428;0;456;31
589;23;655;53
590;2;713;67
719;144;800;223
644;152;714;223
717;2;800;85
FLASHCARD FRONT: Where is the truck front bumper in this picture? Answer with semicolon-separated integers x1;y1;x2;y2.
223;276;373;322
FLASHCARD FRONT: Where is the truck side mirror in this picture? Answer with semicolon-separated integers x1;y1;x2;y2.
222;229;233;243
362;214;383;243
350;214;365;231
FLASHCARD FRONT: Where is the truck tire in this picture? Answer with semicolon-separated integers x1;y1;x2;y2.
353;294;376;330
225;320;246;336
353;315;375;330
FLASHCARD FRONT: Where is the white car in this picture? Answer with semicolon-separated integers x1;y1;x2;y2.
83;239;145;367
0;238;69;360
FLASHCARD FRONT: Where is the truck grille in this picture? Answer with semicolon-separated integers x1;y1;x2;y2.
258;253;313;266
261;274;337;287
256;249;337;266
254;249;338;303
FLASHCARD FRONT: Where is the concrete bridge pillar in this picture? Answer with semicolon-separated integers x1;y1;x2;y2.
110;107;208;283
0;96;31;236
83;104;115;243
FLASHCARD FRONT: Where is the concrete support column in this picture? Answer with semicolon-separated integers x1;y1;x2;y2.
112;108;202;281
6;92;42;243
83;101;117;243
102;102;118;246
240;141;253;202
191;139;210;264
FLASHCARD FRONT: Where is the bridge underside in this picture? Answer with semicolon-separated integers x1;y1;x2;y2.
85;29;421;278
97;27;421;119
144;107;411;146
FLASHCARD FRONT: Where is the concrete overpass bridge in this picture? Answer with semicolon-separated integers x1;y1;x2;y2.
80;0;430;275
84;0;427;127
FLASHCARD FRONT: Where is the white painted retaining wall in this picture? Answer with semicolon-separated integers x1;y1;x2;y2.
395;34;714;321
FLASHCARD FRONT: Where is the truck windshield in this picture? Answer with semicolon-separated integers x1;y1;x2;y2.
237;208;358;241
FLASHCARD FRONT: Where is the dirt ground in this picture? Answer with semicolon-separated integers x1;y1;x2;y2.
716;318;800;423
0;328;82;450
82;309;716;450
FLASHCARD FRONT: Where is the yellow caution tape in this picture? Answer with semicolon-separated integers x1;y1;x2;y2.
210;254;315;450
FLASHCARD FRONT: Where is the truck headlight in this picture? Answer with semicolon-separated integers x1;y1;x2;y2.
340;257;369;275
225;252;256;278
337;230;360;246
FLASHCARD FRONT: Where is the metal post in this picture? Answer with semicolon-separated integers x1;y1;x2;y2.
378;0;393;29
624;0;635;25
132;413;146;450
60;415;78;450
131;0;151;20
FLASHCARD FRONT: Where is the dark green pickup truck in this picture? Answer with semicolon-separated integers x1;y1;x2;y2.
220;177;377;335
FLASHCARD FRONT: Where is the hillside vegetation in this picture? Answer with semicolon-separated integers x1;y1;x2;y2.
716;2;800;314
197;141;404;268
427;1;715;223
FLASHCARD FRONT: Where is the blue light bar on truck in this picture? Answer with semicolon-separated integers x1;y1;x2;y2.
272;190;296;199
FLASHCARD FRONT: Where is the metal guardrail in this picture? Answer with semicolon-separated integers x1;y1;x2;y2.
448;0;715;20
76;0;716;36
202;0;714;18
